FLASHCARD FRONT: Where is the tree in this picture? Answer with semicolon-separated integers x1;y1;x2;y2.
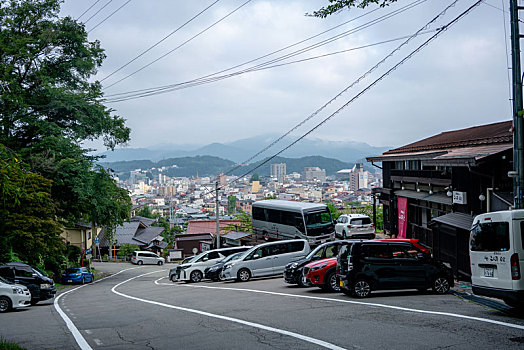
227;195;237;214
136;205;156;219
311;0;398;18
250;173;260;182
0;144;64;268
0;0;130;226
325;201;342;220
118;243;139;258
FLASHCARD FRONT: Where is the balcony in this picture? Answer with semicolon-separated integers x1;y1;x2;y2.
390;170;451;186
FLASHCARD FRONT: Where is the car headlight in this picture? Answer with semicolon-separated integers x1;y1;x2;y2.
12;287;24;294
442;262;452;269
311;264;327;271
40;283;51;289
224;263;235;270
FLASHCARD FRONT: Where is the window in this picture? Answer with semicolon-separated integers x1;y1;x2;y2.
390;244;418;259
360;244;391;259
470;222;510;252
208;252;220;260
14;268;33;278
267;209;281;224
252;207;265;221
288;241;304;253
350;217;371;226
88;231;91;240
312;247;324;259
325;244;339;258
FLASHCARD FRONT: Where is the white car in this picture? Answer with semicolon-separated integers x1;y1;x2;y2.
335;214;375;239
170;246;251;282
131;251;165;265
0;276;31;313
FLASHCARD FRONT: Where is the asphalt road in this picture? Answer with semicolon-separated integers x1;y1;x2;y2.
1;262;524;350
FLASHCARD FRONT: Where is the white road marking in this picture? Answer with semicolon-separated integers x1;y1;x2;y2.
85;330;92;334
154;277;524;331
112;271;346;350
93;339;103;346
54;266;142;350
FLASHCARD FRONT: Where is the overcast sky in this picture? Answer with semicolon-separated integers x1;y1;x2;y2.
60;0;513;153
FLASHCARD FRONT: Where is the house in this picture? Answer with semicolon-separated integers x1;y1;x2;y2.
62;223;101;253
175;233;213;258
96;216;166;257
367;120;513;279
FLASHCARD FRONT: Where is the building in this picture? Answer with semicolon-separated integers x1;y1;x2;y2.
270;163;286;182
303;167;326;182
367;120;513;279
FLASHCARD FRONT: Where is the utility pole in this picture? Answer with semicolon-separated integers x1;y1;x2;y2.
511;0;524;208
215;181;220;249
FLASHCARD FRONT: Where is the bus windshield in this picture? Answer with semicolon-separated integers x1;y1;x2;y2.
304;210;333;229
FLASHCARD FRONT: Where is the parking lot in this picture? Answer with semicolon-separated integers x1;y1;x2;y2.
1;263;523;349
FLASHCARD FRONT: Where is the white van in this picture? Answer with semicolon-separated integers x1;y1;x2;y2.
222;239;310;282
170;246;251;283
469;210;524;308
131;251;165;265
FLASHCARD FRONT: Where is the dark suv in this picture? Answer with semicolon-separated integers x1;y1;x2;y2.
337;241;454;298
0;262;56;304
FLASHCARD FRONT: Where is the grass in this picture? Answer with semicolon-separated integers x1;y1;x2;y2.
0;338;25;350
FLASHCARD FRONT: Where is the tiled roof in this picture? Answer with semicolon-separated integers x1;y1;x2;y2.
133;226;165;244
384;120;511;155
186;220;243;236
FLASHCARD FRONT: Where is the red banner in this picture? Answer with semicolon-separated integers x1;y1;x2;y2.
397;196;407;238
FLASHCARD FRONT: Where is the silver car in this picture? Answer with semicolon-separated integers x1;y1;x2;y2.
0;276;31;313
131;251;165;265
222;239;310;282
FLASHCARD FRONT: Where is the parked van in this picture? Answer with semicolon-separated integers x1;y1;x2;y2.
222;239;310;282
131;251;165;265
0;262;56;305
470;210;524;308
170;246;252;283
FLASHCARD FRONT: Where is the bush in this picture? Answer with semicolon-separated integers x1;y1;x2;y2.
0;337;25;350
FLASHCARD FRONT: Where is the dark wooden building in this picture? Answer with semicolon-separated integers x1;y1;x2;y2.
367;121;513;279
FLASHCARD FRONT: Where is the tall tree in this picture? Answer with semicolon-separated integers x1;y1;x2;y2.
311;0;398;17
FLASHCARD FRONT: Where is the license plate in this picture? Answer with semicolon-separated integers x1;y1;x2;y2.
483;268;494;277
68;280;72;282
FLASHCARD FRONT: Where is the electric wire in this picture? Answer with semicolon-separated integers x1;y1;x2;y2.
104;0;428;101
500;0;513;113
77;0;103;20
209;0;483;195
88;0;133;33
99;0;221;83
83;0;113;25
103;0;253;89
218;0;460;179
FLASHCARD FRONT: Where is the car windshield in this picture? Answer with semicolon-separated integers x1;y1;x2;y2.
222;252;243;263
182;255;200;264
32;266;46;277
305;245;324;259
66;268;81;274
304;210;333;229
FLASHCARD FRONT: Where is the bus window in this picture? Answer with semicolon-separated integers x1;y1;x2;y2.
252;207;266;221
267;209;281;224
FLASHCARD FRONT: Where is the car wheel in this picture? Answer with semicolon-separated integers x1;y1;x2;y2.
237;268;251;282
137;260;143;265
170;275;177;282
0;296;11;313
352;279;371;298
190;270;202;283
325;271;340;293
157;261;163;266
297;276;306;287
81;277;85;285
432;276;450;294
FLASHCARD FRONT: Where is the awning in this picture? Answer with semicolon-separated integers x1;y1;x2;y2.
431;212;474;231
395;190;452;205
395;190;428;200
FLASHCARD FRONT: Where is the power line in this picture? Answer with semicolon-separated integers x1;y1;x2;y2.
104;0;428;101
84;0;114;25
88;0;133;33
103;0;253;89
214;0;483;194
99;0;221;83
78;0;103;20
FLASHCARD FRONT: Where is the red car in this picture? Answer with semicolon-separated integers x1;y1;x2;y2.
303;257;339;292
377;238;432;255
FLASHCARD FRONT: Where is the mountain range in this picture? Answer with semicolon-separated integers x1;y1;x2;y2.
97;134;389;164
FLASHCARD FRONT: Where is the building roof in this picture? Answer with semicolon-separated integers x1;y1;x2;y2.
367;121;512;165
431;212;474;231
175;233;213;242
186;220;243;236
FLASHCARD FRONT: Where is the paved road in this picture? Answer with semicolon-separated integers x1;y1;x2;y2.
1;263;523;349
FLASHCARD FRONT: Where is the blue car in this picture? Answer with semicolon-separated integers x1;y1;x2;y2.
62;267;94;284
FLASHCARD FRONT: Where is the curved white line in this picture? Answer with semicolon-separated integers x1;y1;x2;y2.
112;271;346;350
154;277;524;331
54;266;141;350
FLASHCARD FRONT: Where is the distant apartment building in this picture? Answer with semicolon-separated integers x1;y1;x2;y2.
303;167;326;182
270;163;286;182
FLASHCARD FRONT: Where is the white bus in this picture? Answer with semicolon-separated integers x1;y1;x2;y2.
252;200;335;245
470;210;524;308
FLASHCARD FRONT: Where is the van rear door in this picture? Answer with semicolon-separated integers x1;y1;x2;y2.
470;213;513;291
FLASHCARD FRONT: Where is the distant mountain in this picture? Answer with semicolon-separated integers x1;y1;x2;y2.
100;155;369;180
98;134;389;163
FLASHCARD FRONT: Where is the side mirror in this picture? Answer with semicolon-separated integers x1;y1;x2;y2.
253;254;260;260
203;257;208;261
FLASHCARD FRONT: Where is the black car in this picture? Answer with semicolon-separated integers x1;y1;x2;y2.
284;240;353;287
0;262;56;304
204;252;245;281
338;241;454;298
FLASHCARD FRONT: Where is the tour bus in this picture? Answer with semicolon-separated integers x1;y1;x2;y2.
252;200;335;245
469;210;524;308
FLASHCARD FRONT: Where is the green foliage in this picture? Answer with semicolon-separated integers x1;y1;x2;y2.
0;337;25;350
264;194;277;200
250;173;260;182
118;243;138;257
227;195;237;214
136;205;157;219
66;245;82;265
224;211;253;233
310;0;398;18
325;201;342;220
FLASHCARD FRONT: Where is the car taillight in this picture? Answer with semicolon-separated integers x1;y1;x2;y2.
347;225;353;229
511;253;521;280
371;223;375;228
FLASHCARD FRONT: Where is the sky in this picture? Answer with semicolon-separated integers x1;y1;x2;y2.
59;0;514;153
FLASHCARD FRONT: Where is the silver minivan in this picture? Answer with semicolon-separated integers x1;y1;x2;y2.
131;251;165;265
222;239;310;282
